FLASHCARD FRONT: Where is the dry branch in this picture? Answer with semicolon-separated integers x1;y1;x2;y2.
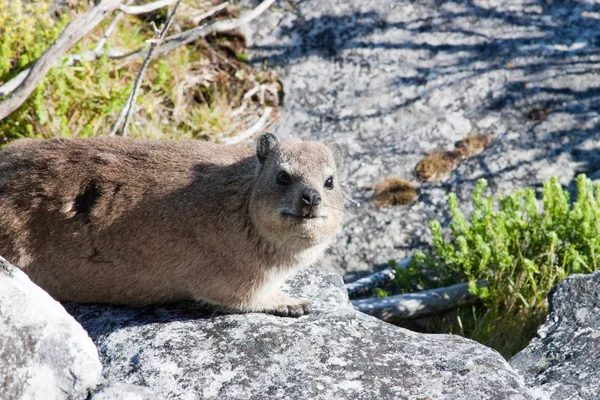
95;0;134;53
110;0;183;137
119;0;179;15
191;2;230;25
121;0;276;63
0;47;129;100
352;281;485;321
345;257;412;298
219;107;273;144
0;0;276;118
0;0;124;121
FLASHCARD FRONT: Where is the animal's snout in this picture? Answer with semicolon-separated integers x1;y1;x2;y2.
301;188;321;207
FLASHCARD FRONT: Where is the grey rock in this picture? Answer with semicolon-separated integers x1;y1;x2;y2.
91;383;161;400
510;271;600;400
0;256;102;399
67;269;532;399
242;0;600;280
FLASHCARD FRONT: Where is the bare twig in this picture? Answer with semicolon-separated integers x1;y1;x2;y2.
0;0;124;120
121;0;276;63
0;47;128;99
94;0;134;54
110;0;183;137
352;281;485;321
219;107;273;144
0;0;275;119
345;257;412;298
191;2;229;25
119;0;178;15
0;70;29;99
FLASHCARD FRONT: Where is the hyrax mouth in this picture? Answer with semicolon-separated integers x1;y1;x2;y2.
281;212;324;221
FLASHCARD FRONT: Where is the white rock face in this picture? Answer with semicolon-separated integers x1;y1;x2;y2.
0;256;102;399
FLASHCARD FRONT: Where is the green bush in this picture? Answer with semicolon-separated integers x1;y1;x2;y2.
396;175;600;357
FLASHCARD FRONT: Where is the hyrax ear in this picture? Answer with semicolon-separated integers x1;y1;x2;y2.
256;132;280;163
328;142;345;169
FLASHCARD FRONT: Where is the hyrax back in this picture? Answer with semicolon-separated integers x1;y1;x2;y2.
0;134;344;317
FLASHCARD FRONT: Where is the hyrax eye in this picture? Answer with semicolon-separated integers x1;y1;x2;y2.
276;171;292;186
324;176;334;190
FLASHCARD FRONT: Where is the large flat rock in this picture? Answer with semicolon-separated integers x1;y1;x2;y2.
510;271;600;399
67;269;532;399
0;256;102;399
243;0;600;279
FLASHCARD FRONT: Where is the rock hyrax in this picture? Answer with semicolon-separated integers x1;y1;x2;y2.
0;134;344;317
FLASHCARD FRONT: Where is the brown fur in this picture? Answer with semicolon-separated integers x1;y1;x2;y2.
0;135;344;317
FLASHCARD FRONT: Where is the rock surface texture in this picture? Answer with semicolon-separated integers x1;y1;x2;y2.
66;269;533;400
510;271;600;400
0;256;102;399
242;0;600;279
89;383;161;400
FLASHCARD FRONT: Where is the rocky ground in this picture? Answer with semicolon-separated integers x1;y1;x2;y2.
510;270;600;399
5;250;600;399
2;256;534;399
4;1;600;399
242;0;600;280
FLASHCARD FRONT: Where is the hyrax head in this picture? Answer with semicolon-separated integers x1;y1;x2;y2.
249;133;345;248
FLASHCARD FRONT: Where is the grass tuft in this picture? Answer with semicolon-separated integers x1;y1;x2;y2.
373;178;418;206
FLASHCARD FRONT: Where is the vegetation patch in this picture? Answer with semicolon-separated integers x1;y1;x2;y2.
415;133;493;182
454;134;492;157
0;0;278;144
373;178;418;206
414;150;464;182
392;175;600;358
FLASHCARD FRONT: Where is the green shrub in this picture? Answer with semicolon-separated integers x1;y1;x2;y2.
395;175;600;357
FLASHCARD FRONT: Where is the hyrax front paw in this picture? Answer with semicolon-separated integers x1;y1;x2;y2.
266;298;310;318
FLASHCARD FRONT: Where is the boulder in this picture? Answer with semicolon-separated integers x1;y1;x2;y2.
90;383;161;400
510;271;600;399
67;269;533;399
0;256;102;399
242;0;600;280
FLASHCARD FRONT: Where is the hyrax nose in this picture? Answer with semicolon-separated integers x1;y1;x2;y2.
301;188;322;207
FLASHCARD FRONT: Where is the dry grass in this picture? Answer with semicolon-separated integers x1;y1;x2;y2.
414;150;464;182
373;178;418;206
415;134;493;182
454;134;492;157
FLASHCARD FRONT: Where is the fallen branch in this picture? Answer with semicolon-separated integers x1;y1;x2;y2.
345;257;412;298
110;0;183;137
219;107;273;144
352;281;485;321
0;0;124;121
